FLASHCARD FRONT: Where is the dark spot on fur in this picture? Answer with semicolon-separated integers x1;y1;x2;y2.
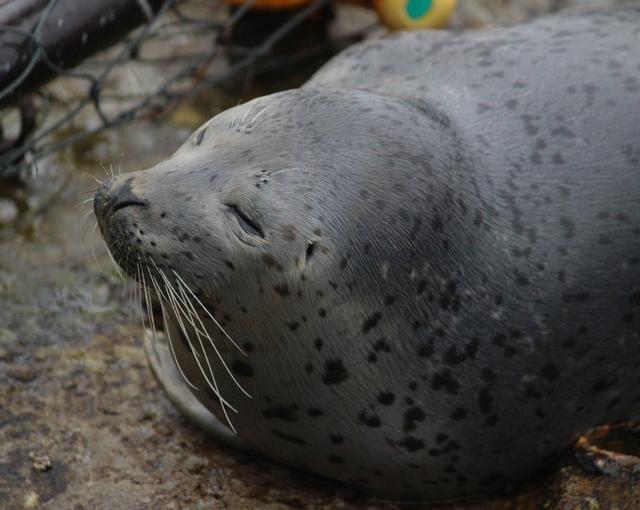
272;429;306;446
378;392;395;406
418;339;434;358
362;312;382;333
432;369;459;394
358;410;381;428
540;363;560;381
322;359;349;386
262;253;283;271
399;436;425;452
330;434;344;444
274;284;289;297
450;407;467;421
262;404;298;422
403;407;426;433
373;338;391;353
231;360;254;377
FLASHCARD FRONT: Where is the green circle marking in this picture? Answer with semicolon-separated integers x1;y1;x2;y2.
406;0;433;20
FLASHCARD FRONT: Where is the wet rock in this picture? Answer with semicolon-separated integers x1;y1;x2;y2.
0;198;18;224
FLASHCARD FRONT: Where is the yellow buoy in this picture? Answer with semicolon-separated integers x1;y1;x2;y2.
373;0;456;30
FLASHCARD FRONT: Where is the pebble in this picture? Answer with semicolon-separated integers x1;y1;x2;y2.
0;198;18;224
29;452;53;472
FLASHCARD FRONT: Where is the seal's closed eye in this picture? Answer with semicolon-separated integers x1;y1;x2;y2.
225;203;264;238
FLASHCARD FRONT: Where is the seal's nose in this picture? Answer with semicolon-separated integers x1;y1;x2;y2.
94;176;149;226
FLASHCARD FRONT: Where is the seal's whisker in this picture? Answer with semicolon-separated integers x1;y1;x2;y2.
168;288;240;426
98;161;110;179
171;269;247;356
160;295;200;391
141;267;160;342
150;267;202;361
116;156;123;177
84;172;103;185
154;265;238;420
106;248;125;281
136;265;151;334
149;266;212;340
248;105;270;128
267;168;295;176
128;265;137;334
174;279;252;399
134;262;145;336
123;246;133;278
143;268;201;393
89;222;102;269
157;268;240;426
76;207;95;238
239;101;255;128
148;271;198;390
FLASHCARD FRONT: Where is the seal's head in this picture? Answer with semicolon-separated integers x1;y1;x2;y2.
94;87;462;309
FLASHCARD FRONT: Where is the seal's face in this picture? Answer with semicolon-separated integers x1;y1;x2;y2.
95;88;437;308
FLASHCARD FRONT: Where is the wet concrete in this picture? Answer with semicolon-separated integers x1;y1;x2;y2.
1;1;639;508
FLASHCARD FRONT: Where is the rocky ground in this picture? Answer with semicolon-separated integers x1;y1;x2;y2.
1;0;639;509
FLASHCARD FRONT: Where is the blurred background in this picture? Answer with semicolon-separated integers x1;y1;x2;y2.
0;1;638;509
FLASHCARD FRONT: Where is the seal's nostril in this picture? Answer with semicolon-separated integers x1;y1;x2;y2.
95;176;149;219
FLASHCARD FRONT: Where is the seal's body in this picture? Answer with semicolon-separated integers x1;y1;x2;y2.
95;9;640;501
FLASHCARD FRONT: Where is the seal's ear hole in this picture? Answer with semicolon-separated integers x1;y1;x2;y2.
305;242;316;263
194;126;207;146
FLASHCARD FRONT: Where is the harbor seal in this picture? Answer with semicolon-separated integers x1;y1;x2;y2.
94;8;640;501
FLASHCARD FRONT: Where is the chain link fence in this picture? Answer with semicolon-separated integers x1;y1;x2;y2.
0;0;374;179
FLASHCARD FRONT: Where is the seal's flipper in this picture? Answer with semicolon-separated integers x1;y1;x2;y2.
143;330;252;453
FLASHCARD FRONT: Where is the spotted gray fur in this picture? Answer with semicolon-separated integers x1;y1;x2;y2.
94;8;640;501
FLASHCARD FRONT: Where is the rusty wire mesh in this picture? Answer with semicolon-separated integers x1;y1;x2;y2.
0;0;371;178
